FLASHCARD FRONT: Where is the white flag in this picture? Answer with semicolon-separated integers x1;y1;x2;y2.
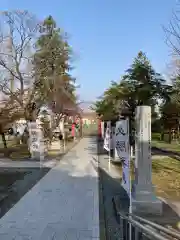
101;121;104;139
115;119;130;194
104;121;111;151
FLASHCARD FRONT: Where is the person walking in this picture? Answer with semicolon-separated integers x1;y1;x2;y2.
58;131;63;152
58;132;63;141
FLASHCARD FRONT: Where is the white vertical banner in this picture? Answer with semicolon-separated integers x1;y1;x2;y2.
59;118;65;151
104;121;111;151
115;119;130;194
101;121;104;139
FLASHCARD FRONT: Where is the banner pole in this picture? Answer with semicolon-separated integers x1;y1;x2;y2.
128;117;132;240
64;137;66;152
109;144;111;163
108;122;111;169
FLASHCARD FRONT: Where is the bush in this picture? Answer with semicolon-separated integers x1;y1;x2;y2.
152;132;161;141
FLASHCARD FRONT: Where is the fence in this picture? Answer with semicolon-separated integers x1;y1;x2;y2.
116;210;180;240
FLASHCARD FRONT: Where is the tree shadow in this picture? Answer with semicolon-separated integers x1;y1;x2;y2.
0;140;82;222
98;163;180;235
96;137;110;156
152;147;180;161
0;167;50;219
95;139;180;238
0;160;101;239
0;136;179;239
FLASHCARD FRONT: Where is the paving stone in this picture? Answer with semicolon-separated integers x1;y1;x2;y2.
0;138;99;239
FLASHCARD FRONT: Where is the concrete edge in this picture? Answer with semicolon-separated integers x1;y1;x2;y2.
97;138;107;240
158;197;180;218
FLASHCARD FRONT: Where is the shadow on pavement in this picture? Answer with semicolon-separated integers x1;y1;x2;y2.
0;136;178;239
94;137;180;240
0;139;81;220
0;167;50;219
0;160;101;239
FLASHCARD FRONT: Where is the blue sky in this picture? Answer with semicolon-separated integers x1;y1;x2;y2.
0;0;177;103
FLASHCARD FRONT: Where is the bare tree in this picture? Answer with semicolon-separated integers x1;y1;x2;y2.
163;1;180;76
0;10;42;121
0;11;81;150
0;97;23;148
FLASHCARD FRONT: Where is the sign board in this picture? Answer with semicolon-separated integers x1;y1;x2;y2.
28;122;45;161
115;119;130;193
104;121;111;151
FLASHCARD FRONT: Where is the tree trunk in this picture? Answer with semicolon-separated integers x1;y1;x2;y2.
0;124;7;149
161;132;164;141
168;129;172;144
1;132;7;149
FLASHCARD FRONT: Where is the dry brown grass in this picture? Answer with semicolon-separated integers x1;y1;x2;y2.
119;157;180;201
152;157;180;201
152;140;180;153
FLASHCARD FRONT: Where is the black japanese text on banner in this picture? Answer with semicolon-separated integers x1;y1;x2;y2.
28;122;44;160
115;119;130;194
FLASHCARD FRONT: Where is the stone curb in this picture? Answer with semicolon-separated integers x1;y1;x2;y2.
97;138;107;240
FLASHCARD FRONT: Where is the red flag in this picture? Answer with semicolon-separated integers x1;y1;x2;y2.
98;119;102;137
71;123;75;137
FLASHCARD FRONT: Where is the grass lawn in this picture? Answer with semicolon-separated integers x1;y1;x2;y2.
0;143;30;160
0;129;79;160
119;157;180;201
8;138;77;160
152;157;180;201
152;140;180;153
9;144;30;159
0;136;30;159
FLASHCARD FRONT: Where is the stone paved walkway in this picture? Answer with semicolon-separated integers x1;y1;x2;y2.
0;137;99;240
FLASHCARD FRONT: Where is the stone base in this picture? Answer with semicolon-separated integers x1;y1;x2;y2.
113;194;179;228
111;157;121;163
131;196;162;216
131;181;162;215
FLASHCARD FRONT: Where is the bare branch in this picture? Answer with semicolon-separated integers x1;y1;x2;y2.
0;11;39;94
163;2;180;76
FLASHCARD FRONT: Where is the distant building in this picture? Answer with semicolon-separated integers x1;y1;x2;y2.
82;112;97;125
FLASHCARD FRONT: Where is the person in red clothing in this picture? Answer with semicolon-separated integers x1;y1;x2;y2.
71;122;75;138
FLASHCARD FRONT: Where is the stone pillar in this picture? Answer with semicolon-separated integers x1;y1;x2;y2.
132;106;162;215
28;122;44;162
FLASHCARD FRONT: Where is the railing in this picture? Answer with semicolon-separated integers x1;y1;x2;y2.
116;211;180;240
